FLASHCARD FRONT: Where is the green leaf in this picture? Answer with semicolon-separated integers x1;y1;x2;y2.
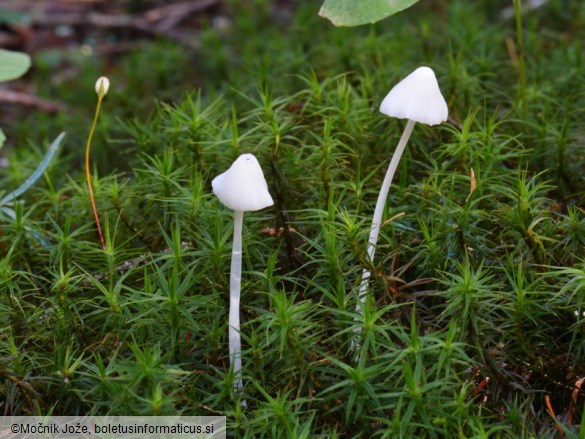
0;132;66;205
0;127;5;149
319;0;420;27
0;49;31;82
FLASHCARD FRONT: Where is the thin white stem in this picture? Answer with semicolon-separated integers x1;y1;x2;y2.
357;119;416;314
229;209;244;391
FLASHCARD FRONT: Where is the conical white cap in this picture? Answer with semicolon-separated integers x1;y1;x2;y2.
379;66;448;126
212;154;274;212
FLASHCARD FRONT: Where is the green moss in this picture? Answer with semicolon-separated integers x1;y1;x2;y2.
0;0;583;436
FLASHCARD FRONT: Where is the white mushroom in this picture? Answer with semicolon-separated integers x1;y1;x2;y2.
357;67;448;330
212;154;274;212
379;66;448;126
212;153;273;394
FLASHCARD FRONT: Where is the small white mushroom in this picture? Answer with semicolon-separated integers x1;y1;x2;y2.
379;66;448;126
212;154;274;212
357;67;448;331
212;153;273;394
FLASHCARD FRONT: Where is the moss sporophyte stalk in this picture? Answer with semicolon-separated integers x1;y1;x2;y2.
85;76;110;250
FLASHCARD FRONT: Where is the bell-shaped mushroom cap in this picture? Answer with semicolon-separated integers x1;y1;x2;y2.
212;153;274;212
379;66;448;126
